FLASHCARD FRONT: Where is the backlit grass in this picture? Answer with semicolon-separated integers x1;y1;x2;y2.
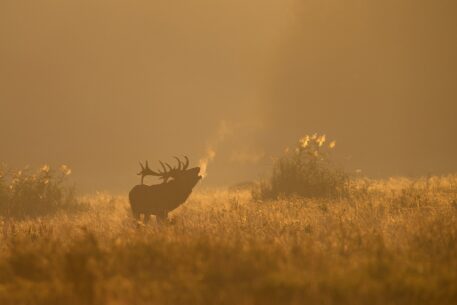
0;175;456;305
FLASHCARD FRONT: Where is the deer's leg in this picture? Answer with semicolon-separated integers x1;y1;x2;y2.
132;210;141;221
143;214;151;225
156;211;168;224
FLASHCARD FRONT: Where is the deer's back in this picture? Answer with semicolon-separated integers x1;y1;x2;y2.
129;184;168;215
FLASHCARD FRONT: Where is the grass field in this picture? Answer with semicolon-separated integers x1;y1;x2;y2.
1;176;457;305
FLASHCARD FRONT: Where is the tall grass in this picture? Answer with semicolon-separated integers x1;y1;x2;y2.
0;176;456;305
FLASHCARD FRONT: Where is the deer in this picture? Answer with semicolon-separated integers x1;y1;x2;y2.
129;156;202;223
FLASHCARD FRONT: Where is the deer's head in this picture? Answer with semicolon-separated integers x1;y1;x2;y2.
138;156;202;186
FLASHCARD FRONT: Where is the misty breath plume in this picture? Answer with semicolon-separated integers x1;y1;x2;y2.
197;119;263;179
199;147;216;178
197;120;235;179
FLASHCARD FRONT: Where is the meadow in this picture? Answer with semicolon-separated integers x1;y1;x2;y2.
0;175;456;305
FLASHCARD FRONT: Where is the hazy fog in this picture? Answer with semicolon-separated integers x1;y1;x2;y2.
1;0;456;191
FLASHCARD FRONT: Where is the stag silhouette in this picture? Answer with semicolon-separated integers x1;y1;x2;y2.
129;156;202;223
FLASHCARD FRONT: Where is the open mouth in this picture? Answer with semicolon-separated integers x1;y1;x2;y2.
194;167;204;178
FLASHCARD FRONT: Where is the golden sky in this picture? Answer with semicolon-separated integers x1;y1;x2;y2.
1;0;456;191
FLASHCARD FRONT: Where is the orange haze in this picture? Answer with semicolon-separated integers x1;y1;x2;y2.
1;0;456;191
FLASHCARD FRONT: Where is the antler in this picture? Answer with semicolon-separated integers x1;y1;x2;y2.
173;156;189;170
174;156;182;170
138;161;161;184
183;156;189;170
137;157;192;184
157;161;173;183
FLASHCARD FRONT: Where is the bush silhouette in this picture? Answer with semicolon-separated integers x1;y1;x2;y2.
0;164;81;218
254;134;348;200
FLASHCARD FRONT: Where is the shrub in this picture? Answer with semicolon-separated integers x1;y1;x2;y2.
0;164;82;218
253;134;348;200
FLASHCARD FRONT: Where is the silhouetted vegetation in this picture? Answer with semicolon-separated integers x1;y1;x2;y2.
0;164;82;218
254;134;348;200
